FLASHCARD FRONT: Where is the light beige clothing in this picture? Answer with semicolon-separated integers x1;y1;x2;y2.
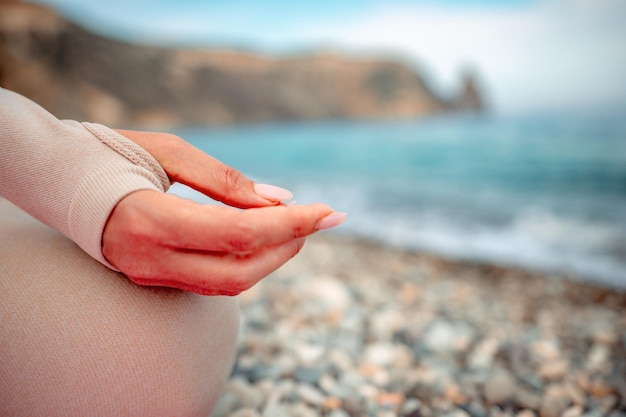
0;87;170;269
0;89;239;416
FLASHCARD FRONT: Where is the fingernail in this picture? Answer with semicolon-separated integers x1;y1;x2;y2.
254;183;293;202
316;212;348;230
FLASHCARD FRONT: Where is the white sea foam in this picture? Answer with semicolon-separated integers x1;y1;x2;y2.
293;183;626;290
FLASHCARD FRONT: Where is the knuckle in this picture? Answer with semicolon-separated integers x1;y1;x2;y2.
225;219;258;251
223;166;244;191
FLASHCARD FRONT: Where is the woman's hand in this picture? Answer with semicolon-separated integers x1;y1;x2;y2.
102;130;346;296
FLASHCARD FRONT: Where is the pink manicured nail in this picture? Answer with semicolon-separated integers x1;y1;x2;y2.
254;183;293;202
316;212;348;230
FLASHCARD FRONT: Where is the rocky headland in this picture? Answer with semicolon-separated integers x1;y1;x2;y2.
0;0;484;128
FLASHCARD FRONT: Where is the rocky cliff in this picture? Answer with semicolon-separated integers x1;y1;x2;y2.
0;0;485;127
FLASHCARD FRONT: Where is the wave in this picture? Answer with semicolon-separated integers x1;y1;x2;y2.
169;181;626;290
343;207;626;289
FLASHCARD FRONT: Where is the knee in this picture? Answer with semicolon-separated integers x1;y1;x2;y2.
1;289;241;417
83;292;241;417
136;294;241;417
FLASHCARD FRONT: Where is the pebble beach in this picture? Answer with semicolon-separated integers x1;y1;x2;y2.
211;235;626;417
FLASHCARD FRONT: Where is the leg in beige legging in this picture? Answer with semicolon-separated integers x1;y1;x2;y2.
0;199;239;417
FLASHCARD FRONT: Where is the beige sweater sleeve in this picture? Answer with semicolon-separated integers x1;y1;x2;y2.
0;87;171;270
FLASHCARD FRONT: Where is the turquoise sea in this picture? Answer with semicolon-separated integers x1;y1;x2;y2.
170;113;626;290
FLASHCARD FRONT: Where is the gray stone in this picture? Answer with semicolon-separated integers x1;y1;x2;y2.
586;344;611;373
468;337;500;370
239;363;280;383
296;383;325;406
307;276;352;312
515;387;543;410
294;343;325;365
484;370;517;405
464;401;488;417
561;405;584;417
539;393;568;417
230;409;262;417
423;320;459;352
327;410;350;417
288;403;319;417
565;383;587;407
363;342;396;366
402;397;422;415
228;377;265;409
443;409;471;417
210;392;240;417
293;366;324;385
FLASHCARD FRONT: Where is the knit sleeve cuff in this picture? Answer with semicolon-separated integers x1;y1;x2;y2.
69;124;172;270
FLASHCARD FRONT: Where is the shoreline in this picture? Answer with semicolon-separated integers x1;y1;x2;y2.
323;233;626;300
328;232;626;295
213;234;626;417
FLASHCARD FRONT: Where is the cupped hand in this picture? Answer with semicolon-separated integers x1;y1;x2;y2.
103;130;346;296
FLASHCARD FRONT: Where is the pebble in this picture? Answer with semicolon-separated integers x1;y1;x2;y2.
227;378;265;409
585;344;611;373
530;340;562;362
564;383;587;407
207;236;626;417
364;342;397;367
468;337;500;370
423;320;474;353
444;409;471;417
322;397;342;411
487;407;513;417
293;366;324;385
296;383;325;406
402;398;422;415
591;327;619;345
294;343;325;365
288;403;318;417
586;379;614;398
377;391;405;411
516;387;543;410
358;363;391;386
561;405;584;417
539;392;569;417
306;276;352;313
484;370;517;404
230;409;262;417
538;359;569;381
327;410;350;417
464;401;488;417
210;392;239;417
444;383;469;405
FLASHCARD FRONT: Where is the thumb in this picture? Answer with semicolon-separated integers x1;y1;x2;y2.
115;129;292;208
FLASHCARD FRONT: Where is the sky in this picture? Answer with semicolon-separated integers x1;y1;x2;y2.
34;0;626;115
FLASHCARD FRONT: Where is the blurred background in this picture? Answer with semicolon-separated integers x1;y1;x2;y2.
1;0;625;288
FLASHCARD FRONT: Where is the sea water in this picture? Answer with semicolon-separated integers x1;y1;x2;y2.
170;113;626;289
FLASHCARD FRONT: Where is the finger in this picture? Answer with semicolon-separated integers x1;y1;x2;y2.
161;195;340;252
115;129;291;208
129;238;307;296
166;142;287;207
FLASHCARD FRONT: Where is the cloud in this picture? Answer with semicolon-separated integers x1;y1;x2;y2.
295;0;626;113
